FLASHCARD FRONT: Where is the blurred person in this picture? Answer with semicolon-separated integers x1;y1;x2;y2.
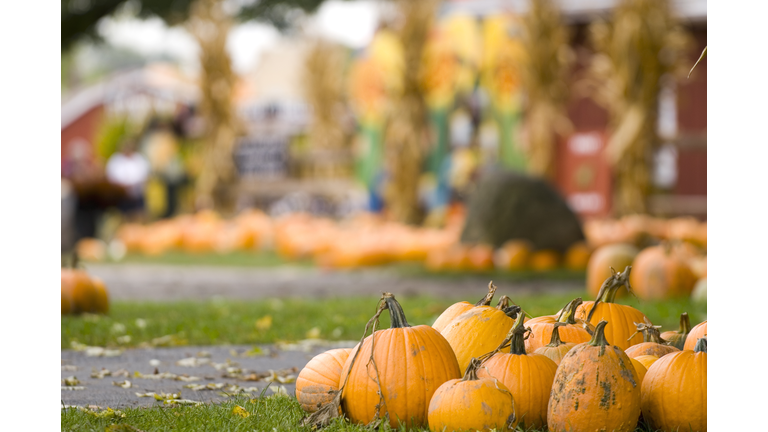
106;139;150;221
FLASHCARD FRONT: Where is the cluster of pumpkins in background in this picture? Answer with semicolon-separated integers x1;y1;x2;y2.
61;256;110;315
296;277;707;432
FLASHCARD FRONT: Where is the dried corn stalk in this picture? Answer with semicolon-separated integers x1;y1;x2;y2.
382;0;438;224
186;0;241;212
303;40;350;151
587;0;689;215
520;0;572;180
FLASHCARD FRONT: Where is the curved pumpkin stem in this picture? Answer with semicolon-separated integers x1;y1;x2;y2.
677;312;692;335
474;282;497;307
508;311;528;355
382;292;410;328
694;337;707;353
461;357;482;381
629;318;664;343
587;266;635;323
546;323;566;347
496;295;522;319
555;298;583;325
588;320;610;348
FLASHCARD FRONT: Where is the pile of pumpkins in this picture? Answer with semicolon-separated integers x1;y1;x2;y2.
61;256;109;315
295;272;706;432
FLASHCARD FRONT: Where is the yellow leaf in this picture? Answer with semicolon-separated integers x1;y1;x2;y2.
232;405;250;418
255;315;273;332
305;327;321;339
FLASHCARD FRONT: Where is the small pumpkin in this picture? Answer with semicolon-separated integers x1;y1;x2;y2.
524;298;591;353
296;348;352;413
634;354;659;371
641;338;707;432
478;311;558;430
660;312;692;350
428;358;516;432
564;241;591;271
467;244;495;271
576;266;648;350
91;277;110;314
547;320;642;432
493;240;532;271
624;319;680;359
61;256;98;314
532;323;577;366
440;296;521;372
631;358;648;385
529;249;560;272
432;282;497;332
629;244;697;300
340;293;461;429
61;284;74;315
586;243;639;299
684;320;707;350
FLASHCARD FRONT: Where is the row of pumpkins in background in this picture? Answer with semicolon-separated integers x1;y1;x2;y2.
61;257;110;315
296;274;706;432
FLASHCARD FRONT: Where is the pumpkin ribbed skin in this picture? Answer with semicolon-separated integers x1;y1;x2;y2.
91;277;110;314
548;321;641;432
634;355;659;371
631;358;647;385
533;324;576;366
341;295;461;429
428;360;515;432
625;342;679;359
524;299;591;353
641;339;707;432
586;243;639;299
440;298;519;372
296;348;352;413
684;320;707;350
577;302;646;350
432;283;497;333
629;245;697;300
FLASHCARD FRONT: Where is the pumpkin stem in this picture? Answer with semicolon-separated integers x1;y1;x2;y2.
461;358;482;381
694;337;707;353
555;298;583;325
474;282;497;307
677;312;692;334
382;292;409;328
587;266;634;323
588;320;610;348
629;319;665;343
546;323;566;347
508;311;528;355
496;295;521;319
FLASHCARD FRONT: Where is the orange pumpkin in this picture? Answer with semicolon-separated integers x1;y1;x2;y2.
684;320;707;350
586;243;639;299
340;293;461;429
440;296;521;372
634;354;660;371
547;321;642;432
631;358;648;385
576;267;647;350
629;244;697;300
479;312;558;430
532;323;577;366
660;312;692;350
296;348;352;413
624;319;680;359
529;249;560;272
641;338;707;432
428;358;515;432
493;240;532;271
432;282;497;332
91;277;110;314
466;244;495;271
563;241;591;271
61;268;97;314
524;298;591;353
61;284;74;315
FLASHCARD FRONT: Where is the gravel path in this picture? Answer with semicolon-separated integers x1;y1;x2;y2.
86;264;583;302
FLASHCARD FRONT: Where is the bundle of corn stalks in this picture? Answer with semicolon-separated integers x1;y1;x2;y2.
186;0;241;212
382;0;439;224
520;0;573;181
303;40;351;151
587;0;690;216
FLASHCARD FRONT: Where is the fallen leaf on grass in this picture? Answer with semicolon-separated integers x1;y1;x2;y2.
268;385;289;396
163;399;201;406
264;370;297;384
149;359;161;367
116;335;132;344
135;391;181;400
78;407;126;419
184;383;225;391
113;369;130;377
232;405;250;418
176;357;211;367
71;341;123;357
175;375;202;382
61;365;77;372
255;315;273;332
112;380;131;388
306;327;321;339
133;371;178;380
211;359;240;371
140;334;187;348
61;386;85;391
91;368;111;379
62;376;81;386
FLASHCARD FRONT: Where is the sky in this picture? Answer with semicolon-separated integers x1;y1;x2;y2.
96;0;383;75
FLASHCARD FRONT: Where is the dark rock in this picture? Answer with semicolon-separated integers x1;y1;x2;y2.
460;169;584;252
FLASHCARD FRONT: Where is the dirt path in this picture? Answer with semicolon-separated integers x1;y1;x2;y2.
86;264;584;301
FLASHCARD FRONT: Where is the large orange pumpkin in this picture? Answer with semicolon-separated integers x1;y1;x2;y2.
634;355;660;371
629;244;697;300
547;320;642;432
624;319;680;359
340;293;461;429
660;312;692;350
532;323;577;366
524;298;592;353
428;358;516;432
440;296;521;372
576;267;647;350
684;320;707;350
91;277;110;314
432;282;497;332
296;348;352;413
61;268;97;314
478;312;558;430
641;338;707;432
586;243;639;299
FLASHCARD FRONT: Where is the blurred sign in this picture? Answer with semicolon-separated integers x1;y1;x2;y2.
233;135;288;178
555;131;612;218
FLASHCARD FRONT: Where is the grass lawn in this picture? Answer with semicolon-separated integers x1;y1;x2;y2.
62;293;706;350
61;393;663;432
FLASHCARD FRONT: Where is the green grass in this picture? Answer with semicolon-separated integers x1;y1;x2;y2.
106;251;314;268
61;394;663;432
62;294;706;350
